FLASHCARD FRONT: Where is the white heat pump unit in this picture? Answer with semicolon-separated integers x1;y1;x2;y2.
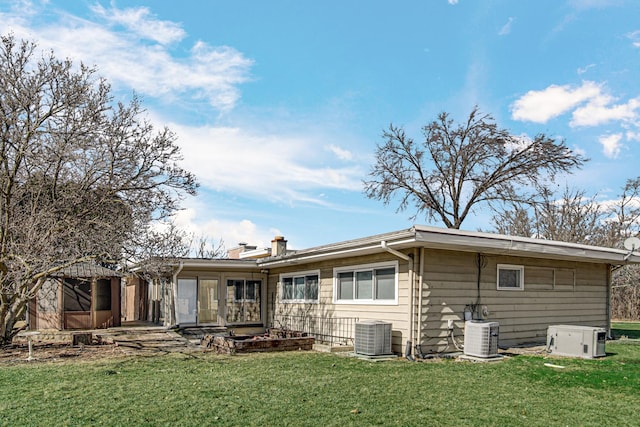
463;320;499;358
354;320;392;356
547;325;606;359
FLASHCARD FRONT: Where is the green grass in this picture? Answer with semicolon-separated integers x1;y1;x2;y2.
1;326;640;426
612;321;640;339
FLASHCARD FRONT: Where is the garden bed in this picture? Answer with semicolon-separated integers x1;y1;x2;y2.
202;330;314;354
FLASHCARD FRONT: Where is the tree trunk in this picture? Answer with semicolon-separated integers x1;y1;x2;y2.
0;292;27;345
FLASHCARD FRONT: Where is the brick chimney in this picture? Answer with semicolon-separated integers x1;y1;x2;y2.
271;236;287;257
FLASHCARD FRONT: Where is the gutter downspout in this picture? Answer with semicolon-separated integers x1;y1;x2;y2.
381;240;411;262
417;247;425;355
606;264;612;339
170;261;184;327
381;241;414;358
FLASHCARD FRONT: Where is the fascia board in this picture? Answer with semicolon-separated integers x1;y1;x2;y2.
414;229;639;264
169;259;261;270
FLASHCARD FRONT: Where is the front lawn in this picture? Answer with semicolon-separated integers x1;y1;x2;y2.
1;325;639;426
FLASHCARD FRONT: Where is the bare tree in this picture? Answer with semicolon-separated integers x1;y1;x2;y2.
606;178;640;320
492;179;640;246
364;106;587;229
132;222;225;280
0;34;197;344
191;235;225;259
600;178;640;248
491;185;606;246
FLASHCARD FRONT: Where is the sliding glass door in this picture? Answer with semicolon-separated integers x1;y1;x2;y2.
176;278;197;324
198;278;219;324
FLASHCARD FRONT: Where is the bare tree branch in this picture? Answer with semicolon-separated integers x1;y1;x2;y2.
0;34;199;343
363;106;587;228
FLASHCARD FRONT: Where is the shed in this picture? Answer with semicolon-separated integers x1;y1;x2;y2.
29;262;122;330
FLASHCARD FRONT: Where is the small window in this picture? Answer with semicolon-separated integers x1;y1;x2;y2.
280;271;319;303
497;264;524;290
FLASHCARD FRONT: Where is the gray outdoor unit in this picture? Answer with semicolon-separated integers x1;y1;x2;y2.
354;320;392;356
547;325;606;358
463;320;500;358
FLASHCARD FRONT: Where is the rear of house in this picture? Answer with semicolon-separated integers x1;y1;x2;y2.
135;226;637;356
260;226;634;355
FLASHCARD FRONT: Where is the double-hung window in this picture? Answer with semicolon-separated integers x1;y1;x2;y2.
334;262;398;304
281;271;319;303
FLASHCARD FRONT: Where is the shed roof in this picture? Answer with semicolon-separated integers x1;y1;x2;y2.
51;262;122;278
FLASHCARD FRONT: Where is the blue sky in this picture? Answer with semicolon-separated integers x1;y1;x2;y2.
2;0;640;250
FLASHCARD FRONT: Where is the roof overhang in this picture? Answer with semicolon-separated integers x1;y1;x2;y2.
411;226;640;264
258;225;640;267
164;258;261;271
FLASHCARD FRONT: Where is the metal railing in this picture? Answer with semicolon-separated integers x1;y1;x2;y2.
272;314;358;346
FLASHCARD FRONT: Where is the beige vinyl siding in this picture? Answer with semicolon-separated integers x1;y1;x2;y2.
419;249;608;352
268;252;412;353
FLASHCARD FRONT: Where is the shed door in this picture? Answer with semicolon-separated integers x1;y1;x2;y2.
176;278;197;324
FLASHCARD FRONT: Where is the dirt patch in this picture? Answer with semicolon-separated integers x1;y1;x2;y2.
0;342;127;365
3;327;202;364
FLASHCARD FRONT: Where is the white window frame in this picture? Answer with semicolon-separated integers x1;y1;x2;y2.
333;261;399;305
497;264;525;291
279;270;320;303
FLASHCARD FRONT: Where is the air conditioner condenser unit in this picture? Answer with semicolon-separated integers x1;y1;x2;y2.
547;325;606;359
463;320;499;358
354;320;392;356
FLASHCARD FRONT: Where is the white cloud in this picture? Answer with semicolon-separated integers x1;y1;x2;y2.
0;2;253;112
627;131;640;142
512;81;640;130
599;133;623;158
172;200;282;250
327;144;354;161
572;145;588;158
511;81;602;123
1;1;369;230
498;17;514;36
90;3;185;45
577;63;595;75
168;123;363;204
571;97;640;127
448;0;459;4
627;30;640;48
